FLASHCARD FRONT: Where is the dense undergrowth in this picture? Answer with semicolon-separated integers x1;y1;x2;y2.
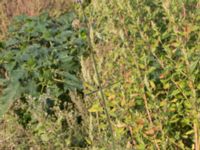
0;0;200;149
0;11;89;149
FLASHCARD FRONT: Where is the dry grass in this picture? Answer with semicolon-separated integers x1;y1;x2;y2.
0;115;32;150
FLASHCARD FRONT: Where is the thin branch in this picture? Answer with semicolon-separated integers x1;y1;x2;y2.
80;4;116;150
85;80;122;96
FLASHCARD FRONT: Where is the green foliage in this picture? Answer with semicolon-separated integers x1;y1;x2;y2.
0;0;200;149
0;11;90;149
0;12;88;118
80;0;200;149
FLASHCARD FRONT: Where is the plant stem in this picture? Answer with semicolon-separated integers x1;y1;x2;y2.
80;4;116;150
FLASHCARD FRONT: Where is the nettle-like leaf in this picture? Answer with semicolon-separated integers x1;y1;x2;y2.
0;12;88;118
0;69;23;116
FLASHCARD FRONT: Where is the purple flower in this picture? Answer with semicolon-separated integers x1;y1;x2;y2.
75;0;82;3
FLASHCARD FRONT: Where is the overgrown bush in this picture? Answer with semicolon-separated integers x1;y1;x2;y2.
79;0;200;149
0;0;200;149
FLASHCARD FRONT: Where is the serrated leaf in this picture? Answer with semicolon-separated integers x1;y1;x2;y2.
0;79;21;118
64;73;83;90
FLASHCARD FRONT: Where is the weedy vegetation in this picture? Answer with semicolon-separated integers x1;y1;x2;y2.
0;0;200;149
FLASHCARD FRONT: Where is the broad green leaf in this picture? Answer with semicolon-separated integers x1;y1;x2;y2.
0;79;21;118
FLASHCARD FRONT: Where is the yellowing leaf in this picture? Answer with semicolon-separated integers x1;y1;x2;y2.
145;128;155;136
160;100;167;107
163;83;170;89
108;94;116;100
88;103;103;113
149;80;156;89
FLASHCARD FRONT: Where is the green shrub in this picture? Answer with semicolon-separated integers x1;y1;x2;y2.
0;12;89;148
0;12;87;116
0;0;200;149
80;0;200;149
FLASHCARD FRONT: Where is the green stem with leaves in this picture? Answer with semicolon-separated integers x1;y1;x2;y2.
79;3;116;150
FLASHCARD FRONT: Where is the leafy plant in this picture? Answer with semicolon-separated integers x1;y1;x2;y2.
0;12;88;118
79;0;200;149
0;0;200;149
